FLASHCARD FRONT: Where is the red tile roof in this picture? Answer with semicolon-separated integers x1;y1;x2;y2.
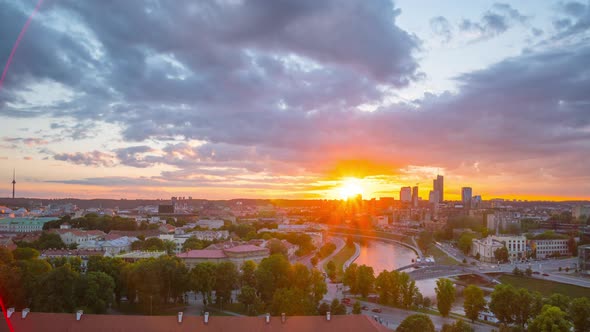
177;249;227;259
224;245;269;253
0;312;389;332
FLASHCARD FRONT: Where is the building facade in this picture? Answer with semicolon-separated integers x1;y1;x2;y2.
461;187;472;206
400;187;411;202
529;239;570;259
0;217;57;233
579;245;590;275
177;245;270;269
471;237;504;262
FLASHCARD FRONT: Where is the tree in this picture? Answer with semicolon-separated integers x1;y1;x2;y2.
569;297;590;332
457;233;474;255
255;254;292;302
326;260;336;281
343;263;358;294
33;264;79;312
190;262;216;307
214;261;238;306
181;237;207;251
238;285;262;316
12;247;40;260
268;239;289;257
490;284;516;324
353;301;362;314
494;246;509;263
545;294;570;313
240;260;257;288
464;285;485;322
528;305;572;332
75;271;115;314
396;314;435;332
330;299;346;315
35;232;67;250
435;278;455;317
270;288;315;316
310;256;318;267
356;265;375;297
441;320;474;332
525;267;533;277
0;247;14;265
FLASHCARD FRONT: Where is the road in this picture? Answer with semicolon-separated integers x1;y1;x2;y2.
351;300;495;332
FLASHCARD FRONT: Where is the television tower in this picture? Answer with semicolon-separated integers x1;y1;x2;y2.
11;169;16;199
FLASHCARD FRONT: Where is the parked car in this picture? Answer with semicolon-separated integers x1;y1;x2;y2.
362;306;369;311
371;308;382;313
542;273;550;276
342;298;351;304
533;271;540;275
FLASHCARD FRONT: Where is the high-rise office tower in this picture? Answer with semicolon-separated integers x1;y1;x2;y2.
412;186;419;207
461;187;473;206
400;187;411;202
436;175;444;202
429;190;440;204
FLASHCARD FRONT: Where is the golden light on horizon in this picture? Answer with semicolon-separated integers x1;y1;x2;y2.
338;177;365;200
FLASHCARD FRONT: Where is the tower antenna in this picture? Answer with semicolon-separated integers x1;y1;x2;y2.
12;169;16;199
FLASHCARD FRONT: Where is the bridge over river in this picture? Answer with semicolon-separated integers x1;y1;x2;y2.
407;265;502;284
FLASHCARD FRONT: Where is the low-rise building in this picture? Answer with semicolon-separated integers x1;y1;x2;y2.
177;244;270;269
529;239;570;258
196;219;224;229
471;237;504;263
491;235;527;260
52;229;106;245
0;217;58;233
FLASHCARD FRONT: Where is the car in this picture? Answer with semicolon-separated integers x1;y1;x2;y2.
362;306;369;311
542;273;549;276
533;271;540;275
342;298;351;303
371;308;382;313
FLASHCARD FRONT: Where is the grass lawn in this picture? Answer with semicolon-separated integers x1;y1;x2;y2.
324;244;356;282
499;274;590;299
428;245;460;266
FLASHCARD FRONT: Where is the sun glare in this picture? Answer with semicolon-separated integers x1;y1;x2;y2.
338;178;364;200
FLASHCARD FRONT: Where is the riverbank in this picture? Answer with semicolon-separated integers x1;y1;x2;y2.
324;244;357;281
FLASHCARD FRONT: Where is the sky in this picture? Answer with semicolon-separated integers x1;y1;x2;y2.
0;0;589;201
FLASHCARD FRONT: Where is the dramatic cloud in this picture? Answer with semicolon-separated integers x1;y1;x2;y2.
552;1;590;39
458;3;528;42
53;151;115;167
1;0;589;198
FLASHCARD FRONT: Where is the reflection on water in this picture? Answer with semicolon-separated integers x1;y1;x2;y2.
352;240;438;299
353;240;417;273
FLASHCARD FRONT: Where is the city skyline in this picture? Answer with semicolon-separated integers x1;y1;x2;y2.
1;0;589;200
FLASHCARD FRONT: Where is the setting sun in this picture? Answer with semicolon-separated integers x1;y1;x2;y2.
338;178;365;200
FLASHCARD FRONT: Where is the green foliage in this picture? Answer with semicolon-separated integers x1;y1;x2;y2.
255;254;292;302
75;271;115;313
190;262;217;307
267;238;289;257
270;287;315;316
214;261;238;305
490;284;517;324
240;260;257;288
490;284;543;328
569;297;590;332
464;285;486;322
375;270;419;309
457;233;474;255
330;299;347;315
495;246;509;263
34;264;79;312
181;237;214;251
435;278;455;317
396;314;435;332
0;247;14;265
343;263;358;293
326;260;336;281
43;214;138;232
356;265;375;297
527;305;572;332
441;320;474;332
545;294;570;313
352;301;361;314
13;247;40;260
529;231;568;240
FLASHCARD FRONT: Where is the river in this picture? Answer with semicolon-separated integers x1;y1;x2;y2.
352;240;438;298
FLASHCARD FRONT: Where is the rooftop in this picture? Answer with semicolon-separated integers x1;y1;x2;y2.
0;312;388;332
177;249;227;259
